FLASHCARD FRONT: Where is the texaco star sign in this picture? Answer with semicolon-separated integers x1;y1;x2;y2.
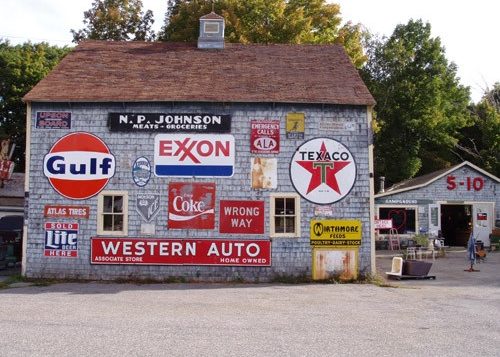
290;138;356;204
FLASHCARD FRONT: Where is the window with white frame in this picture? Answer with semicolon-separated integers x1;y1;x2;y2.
270;193;301;237
97;191;128;236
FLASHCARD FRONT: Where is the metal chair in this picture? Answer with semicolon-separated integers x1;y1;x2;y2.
406;247;416;260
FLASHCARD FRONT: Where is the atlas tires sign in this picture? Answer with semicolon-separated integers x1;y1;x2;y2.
43;132;115;200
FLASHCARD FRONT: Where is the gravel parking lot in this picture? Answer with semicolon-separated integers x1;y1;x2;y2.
0;251;499;356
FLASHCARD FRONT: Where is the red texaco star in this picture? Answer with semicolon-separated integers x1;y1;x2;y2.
296;142;350;194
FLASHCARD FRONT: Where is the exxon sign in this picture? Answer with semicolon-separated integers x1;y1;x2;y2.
154;134;235;177
43;132;116;200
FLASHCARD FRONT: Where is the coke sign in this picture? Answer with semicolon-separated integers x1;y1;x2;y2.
168;182;215;229
154;134;234;177
43;132;115;200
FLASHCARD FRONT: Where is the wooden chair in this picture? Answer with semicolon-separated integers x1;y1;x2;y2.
388;228;400;250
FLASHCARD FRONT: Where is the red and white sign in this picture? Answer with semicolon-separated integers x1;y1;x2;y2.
0;160;14;180
155;134;235;177
91;238;271;266
168;182;215;229
43;132;115;200
44;205;90;219
290;138;356;205
219;200;265;234
374;219;393;230
44;222;79;258
250;120;280;154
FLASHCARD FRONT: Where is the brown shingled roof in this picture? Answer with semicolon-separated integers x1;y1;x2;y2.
24;40;375;105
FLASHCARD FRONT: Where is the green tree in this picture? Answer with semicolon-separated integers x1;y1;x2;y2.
456;84;500;176
159;0;366;67
361;20;471;186
0;40;69;172
71;0;155;42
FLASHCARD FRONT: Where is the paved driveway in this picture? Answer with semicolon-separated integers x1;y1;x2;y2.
0;251;499;356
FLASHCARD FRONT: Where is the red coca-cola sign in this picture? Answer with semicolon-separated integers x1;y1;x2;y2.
168;182;215;229
91;238;271;266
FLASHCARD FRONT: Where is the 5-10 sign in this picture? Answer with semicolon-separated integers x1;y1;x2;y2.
447;175;484;191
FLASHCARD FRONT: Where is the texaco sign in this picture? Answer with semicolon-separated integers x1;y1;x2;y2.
290;138;356;204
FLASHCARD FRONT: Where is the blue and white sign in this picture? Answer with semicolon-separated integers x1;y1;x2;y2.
132;156;151;187
154;134;235;177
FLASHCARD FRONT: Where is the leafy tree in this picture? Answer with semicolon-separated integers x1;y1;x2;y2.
159;0;366;67
0;40;69;172
456;84;500;176
71;0;155;42
361;20;471;186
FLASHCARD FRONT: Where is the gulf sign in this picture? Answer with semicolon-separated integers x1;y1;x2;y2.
251;120;280;154
44;222;79;257
43;132;115;200
91;238;271;266
154;134;234;177
219;200;265;234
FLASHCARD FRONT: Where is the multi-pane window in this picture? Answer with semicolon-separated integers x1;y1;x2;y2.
270;193;300;237
97;191;128;235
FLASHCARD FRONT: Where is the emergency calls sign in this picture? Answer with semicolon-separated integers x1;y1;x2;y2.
290;138;356;204
43;132;116;200
91;238;271;266
168;182;215;229
154;134;235;177
44;222;79;257
310;219;362;246
250;120;280;154
219;200;265;234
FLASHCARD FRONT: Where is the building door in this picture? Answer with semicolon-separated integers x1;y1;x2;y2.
440;204;472;246
428;204;440;236
472;203;494;246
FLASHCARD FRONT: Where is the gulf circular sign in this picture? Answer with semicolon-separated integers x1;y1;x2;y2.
290;137;356;204
43;132;116;200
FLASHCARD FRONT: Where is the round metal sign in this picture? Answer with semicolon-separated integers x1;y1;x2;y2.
289;138;356;204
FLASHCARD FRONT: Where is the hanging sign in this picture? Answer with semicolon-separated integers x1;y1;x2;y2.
91;238;271;266
310;219;362;246
108;113;231;133
44;222;79;257
219;200;265;234
286;113;305;139
155;134;234;177
136;194;160;222
168;182;215;229
290;138;356;204
36;111;72;129
250;120;280;153
43;132;115;200
44;205;90;219
132;156;151;187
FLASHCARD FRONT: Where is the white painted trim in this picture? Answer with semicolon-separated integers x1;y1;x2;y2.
21;102;31;276
269;192;301;238
375;161;500;198
367;106;376;273
97;191;129;236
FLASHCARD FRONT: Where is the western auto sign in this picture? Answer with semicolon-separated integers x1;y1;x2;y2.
310;219;362;246
44;222;79;257
251;120;280;153
219;200;265;234
36;111;71;129
43;132;115;200
155;134;235;177
168;182;215;229
108;113;231;133
290;138;356;204
136;194;160;222
44;205;90;219
91;238;271;266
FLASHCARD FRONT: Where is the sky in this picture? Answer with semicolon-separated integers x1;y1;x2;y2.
1;0;499;103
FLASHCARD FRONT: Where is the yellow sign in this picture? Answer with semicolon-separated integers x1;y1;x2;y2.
286;113;305;139
310;219;362;246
